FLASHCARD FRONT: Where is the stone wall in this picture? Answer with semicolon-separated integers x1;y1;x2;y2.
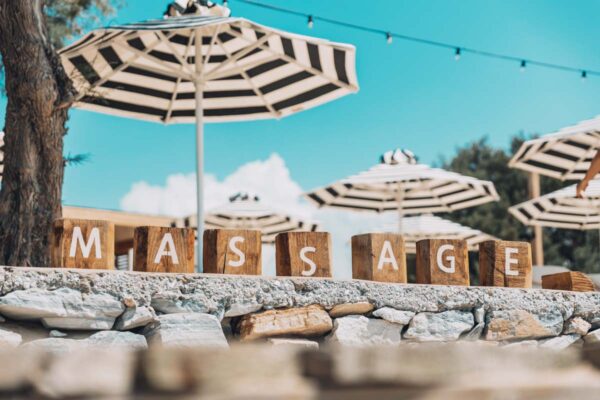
0;266;598;351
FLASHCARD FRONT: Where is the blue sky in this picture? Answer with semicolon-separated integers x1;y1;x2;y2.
3;0;600;212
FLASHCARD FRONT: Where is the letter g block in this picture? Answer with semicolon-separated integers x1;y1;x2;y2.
203;229;262;275
275;232;332;277
416;239;469;286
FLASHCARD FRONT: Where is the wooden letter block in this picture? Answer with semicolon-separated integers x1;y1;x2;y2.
479;240;532;288
203;229;262;275
133;227;195;273
351;233;407;283
276;232;332;278
416;239;469;286
542;271;595;292
51;219;114;270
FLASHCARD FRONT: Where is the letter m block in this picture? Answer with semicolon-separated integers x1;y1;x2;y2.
416;239;469;286
134;227;195;273
203;229;262;275
51;219;115;269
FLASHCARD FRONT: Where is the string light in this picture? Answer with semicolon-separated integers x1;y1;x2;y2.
232;0;599;81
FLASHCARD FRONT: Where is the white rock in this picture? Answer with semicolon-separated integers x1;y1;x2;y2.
41;317;115;330
327;316;402;347
144;313;228;348
49;330;67;338
21;338;84;354
404;311;474;342
503;340;538;348
564;317;591;336
0;328;22;347
268;338;319;350
224;302;262;318
463;322;485;341
584;329;600;345
474;307;485;324
539;334;581;350
86;331;147;350
114;306;157;330
372;307;415;325
485;310;563;341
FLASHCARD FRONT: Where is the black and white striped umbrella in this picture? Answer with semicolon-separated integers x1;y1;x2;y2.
0;131;4;182
509;178;600;230
172;192;319;243
59;9;358;265
509;115;600;180
305;149;499;226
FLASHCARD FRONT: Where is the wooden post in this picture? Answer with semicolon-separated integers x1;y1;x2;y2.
133;227;195;273
276;232;332;277
542;271;595;292
51;219;115;270
351;233;407;283
416;239;469;286
529;172;544;266
479;240;532;288
203;229;262;275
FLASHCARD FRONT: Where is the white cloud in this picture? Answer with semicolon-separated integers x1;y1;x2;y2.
120;153;396;278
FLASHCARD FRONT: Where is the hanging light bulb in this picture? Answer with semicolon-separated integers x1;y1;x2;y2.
454;47;461;61
307;15;314;29
582;70;587;82
520;60;526;72
386;32;392;44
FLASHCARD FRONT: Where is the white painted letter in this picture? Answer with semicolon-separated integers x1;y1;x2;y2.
228;236;245;268
505;247;519;276
154;233;179;264
300;246;317;276
377;240;398;271
69;227;101;259
436;244;455;273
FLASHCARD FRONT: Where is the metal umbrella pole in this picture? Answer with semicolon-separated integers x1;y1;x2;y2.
194;30;204;272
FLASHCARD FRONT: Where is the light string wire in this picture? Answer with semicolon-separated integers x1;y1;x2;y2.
229;0;600;79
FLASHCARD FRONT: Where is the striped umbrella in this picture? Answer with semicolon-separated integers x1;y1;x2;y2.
509;115;600;180
59;8;358;266
305;149;499;230
382;215;497;253
509;178;600;230
172;192;319;243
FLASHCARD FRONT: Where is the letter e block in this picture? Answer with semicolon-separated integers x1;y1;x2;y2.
351;233;407;283
203;229;262;275
416;239;469;286
51;219;115;269
542;271;595;292
276;232;332;277
133;227;195;273
479;240;532;288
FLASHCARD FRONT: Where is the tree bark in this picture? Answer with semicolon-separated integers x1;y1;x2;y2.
0;1;75;266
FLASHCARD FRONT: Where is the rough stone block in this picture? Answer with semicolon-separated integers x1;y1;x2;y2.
86;331;147;350
485;309;563;341
372;308;415;325
115;306;157;331
329;302;374;318
268;338;319;350
539;334;581;350
404;310;474;342
143;313;228;348
327;315;402;346
564;317;591;336
238;305;332;340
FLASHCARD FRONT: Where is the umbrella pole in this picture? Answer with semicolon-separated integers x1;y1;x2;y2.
194;30;204;272
396;185;404;234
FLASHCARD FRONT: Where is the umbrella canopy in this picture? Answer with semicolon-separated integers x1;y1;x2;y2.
509;115;600;180
381;215;497;253
172;192;319;243
59;9;358;267
509;178;600;230
305;149;499;216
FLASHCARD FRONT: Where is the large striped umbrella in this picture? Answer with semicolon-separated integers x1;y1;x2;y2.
509;178;600;230
59;9;358;267
305;149;499;230
509;115;600;180
172;192;319;243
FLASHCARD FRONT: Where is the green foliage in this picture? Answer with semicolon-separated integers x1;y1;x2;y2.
439;134;599;276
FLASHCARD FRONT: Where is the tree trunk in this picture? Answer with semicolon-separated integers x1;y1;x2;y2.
0;1;75;266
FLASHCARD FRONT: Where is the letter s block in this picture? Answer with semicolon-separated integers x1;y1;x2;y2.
203;229;262;275
134;227;195;273
351;233;407;283
51;219;115;269
416;239;469;286
479;240;532;288
275;232;332;277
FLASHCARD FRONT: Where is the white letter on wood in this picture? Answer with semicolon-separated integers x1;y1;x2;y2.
436;244;455;273
69;227;101;259
505;247;519;276
154;233;179;264
377;240;399;271
228;236;246;267
300;246;317;276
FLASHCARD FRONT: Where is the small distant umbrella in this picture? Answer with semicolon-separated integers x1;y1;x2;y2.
172;192;318;243
382;214;497;253
305;149;499;231
509;115;600;180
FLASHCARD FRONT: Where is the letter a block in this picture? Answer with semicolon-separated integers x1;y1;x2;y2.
416;239;469;286
276;232;332;278
203;229;262;275
479;240;532;288
351;233;407;283
133;227;195;273
51;219;115;269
